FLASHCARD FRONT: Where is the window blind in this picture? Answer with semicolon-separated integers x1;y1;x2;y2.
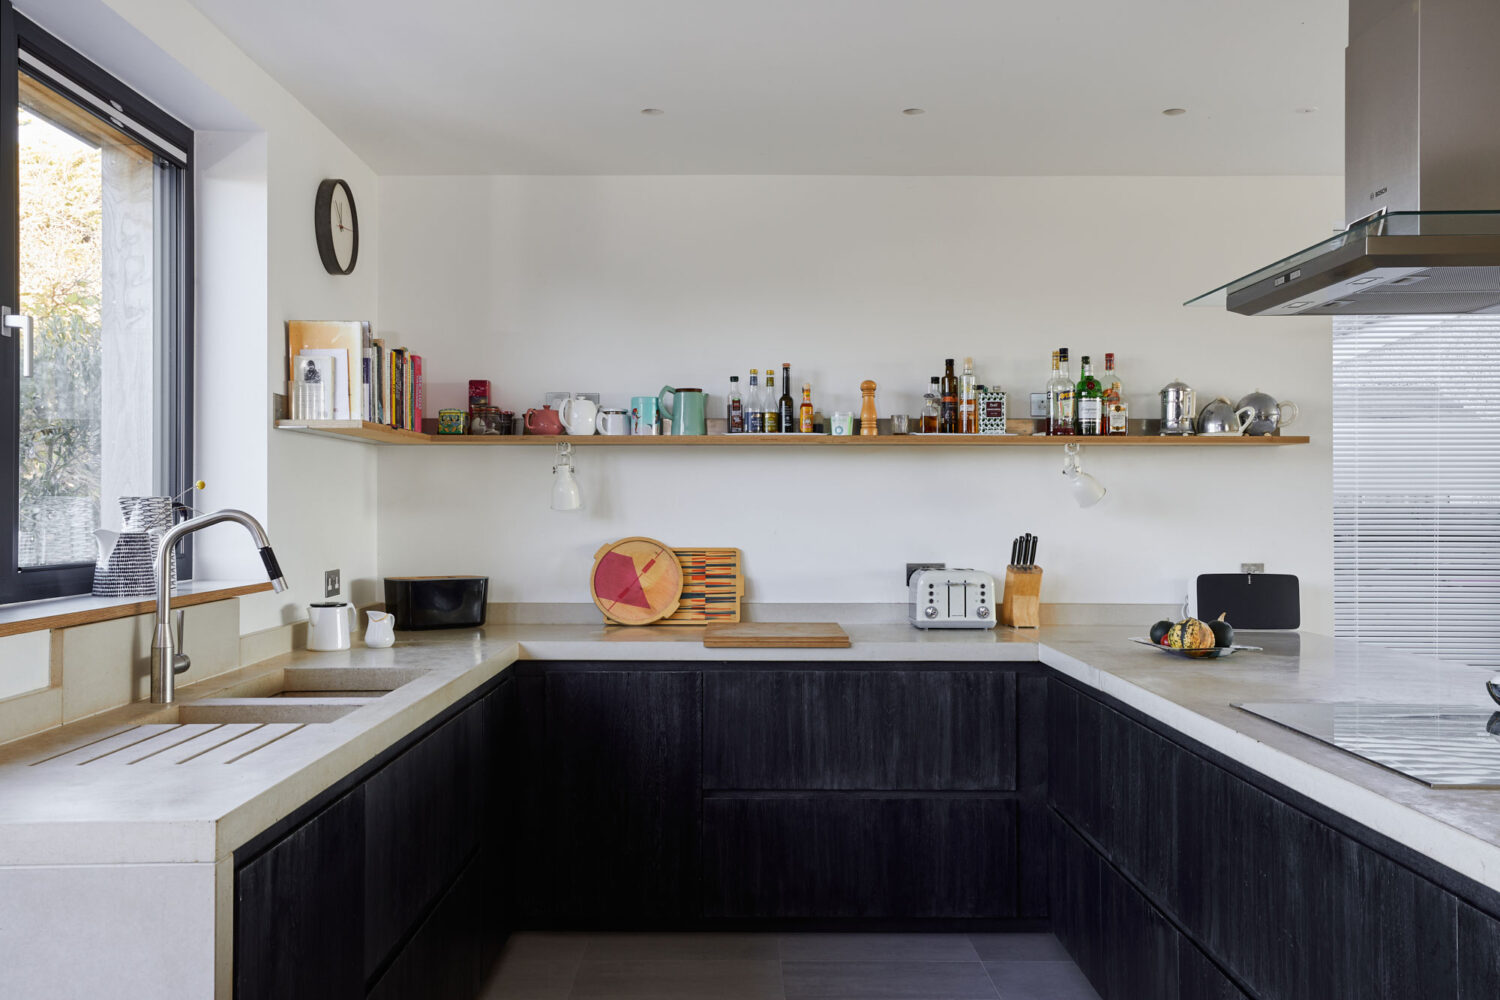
1333;314;1500;669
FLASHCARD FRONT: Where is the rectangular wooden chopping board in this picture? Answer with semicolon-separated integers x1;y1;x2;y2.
702;622;851;648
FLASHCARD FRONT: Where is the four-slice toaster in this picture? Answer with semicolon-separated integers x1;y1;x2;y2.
908;568;997;629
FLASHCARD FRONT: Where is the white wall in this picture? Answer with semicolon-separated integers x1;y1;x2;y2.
377;175;1340;631
25;0;383;633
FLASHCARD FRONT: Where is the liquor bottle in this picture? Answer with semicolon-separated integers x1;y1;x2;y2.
727;375;744;433
763;367;780;433
799;382;814;433
1074;354;1105;435
939;358;958;433
1104;352;1128;435
778;363;796;432
958;357;978;434
746;370;764;433
921;377;940;434
1046;348;1076;435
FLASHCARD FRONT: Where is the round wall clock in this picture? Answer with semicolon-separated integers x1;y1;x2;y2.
314;178;359;275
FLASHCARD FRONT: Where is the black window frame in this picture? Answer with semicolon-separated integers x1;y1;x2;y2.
0;5;195;604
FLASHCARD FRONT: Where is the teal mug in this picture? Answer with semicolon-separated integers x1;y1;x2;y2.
630;396;660;435
659;386;707;436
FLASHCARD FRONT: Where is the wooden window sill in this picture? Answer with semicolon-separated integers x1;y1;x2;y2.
0;581;273;638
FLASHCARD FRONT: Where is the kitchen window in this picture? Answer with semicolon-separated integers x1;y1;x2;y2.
0;6;194;603
1333;313;1500;669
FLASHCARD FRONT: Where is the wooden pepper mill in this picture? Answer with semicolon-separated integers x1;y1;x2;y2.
859;380;879;436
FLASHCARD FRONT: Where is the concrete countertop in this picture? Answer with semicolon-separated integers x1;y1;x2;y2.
2;620;1498;897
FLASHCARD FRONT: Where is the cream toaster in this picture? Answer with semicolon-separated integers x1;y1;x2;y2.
909;569;997;629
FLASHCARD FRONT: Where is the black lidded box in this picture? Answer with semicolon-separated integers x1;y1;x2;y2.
384;576;489;630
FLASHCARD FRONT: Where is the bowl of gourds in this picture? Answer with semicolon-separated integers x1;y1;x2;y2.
1129;614;1260;659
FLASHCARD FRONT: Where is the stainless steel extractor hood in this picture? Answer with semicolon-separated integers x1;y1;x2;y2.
1190;0;1500;317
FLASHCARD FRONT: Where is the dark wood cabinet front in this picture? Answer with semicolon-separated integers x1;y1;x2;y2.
703;794;1017;918
544;669;702;922
703;669;1017;790
235;787;366;1000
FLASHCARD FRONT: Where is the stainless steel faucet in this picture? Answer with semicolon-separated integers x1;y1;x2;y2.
152;509;288;704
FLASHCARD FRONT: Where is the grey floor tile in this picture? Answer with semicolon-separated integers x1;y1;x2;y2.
481;959;580;1000
967;934;1071;963
500;932;591;964
783;961;999;999
572;959;785;999
584;931;780;961
780;934;981;962
984;961;1101;1000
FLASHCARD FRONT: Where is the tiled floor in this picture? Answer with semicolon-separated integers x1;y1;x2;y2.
481;932;1102;1000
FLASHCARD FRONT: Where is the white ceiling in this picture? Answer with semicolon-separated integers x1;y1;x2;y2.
185;0;1345;176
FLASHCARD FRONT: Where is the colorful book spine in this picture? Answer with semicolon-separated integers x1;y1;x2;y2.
411;354;424;432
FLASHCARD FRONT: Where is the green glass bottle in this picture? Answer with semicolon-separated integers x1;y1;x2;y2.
1074;355;1105;435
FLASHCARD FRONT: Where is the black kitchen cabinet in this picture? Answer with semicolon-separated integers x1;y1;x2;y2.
1048;674;1500;1000
703;793;1017;918
235;786;366;1000
234;677;507;1000
543;669;702;922
703;669;1017;790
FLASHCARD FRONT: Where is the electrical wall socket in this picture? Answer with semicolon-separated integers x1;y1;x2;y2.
324;569;341;598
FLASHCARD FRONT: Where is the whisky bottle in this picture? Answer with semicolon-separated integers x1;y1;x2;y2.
1046;349;1076;436
1104;353;1128;435
1074;355;1105;436
939;358;958;433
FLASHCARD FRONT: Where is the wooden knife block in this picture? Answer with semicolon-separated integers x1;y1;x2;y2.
1001;565;1042;628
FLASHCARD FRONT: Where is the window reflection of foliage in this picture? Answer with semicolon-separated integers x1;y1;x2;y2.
17;109;103;558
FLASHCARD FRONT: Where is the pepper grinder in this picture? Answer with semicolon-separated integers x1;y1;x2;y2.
859;380;879;436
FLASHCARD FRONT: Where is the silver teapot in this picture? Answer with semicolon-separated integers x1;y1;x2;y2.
1234;390;1299;436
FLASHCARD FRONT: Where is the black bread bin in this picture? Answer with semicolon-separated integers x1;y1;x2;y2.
384;576;488;630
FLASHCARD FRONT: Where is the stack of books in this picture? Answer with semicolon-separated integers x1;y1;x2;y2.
287;320;424;430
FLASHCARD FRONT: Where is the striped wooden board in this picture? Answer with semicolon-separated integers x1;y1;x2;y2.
655;547;744;625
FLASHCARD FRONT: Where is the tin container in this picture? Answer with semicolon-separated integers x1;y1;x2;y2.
438;409;467;435
977;388;1007;435
1159;379;1197;435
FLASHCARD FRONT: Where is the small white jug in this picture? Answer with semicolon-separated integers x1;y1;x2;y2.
365;610;396;649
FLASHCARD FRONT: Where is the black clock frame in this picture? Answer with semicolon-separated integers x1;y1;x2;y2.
314;178;358;275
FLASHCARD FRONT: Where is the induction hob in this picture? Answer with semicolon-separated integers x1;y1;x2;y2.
1236;702;1500;789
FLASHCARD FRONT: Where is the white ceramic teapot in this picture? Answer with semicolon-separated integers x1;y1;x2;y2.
560;396;599;435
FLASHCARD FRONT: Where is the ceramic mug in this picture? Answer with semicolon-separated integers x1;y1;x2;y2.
560;396;599;435
596;408;630;435
630;396;660;435
365;610;395;649
658;386;707;436
307;602;353;652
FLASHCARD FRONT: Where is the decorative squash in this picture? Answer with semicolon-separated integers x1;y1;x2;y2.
1208;613;1235;648
1149;619;1173;644
1167;618;1216;656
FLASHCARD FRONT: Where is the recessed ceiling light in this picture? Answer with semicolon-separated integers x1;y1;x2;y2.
901;108;926;116
640;108;664;116
1161;108;1188;117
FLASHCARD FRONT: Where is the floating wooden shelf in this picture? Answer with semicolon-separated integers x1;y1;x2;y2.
276;419;1309;448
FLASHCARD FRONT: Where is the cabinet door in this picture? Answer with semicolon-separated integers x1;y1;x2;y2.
704;670;1016;790
703;794;1016;918
235;787;365;1000
545;669;702;921
366;854;487;1000
364;688;497;977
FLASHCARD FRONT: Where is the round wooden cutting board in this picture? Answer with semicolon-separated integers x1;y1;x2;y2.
590;536;683;625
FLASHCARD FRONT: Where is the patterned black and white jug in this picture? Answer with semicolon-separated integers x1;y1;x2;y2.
92;496;176;598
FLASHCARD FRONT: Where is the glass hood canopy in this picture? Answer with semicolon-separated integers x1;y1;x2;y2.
1186;211;1500;317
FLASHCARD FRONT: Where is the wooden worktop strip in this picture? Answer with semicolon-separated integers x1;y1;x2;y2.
0;582;274;639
